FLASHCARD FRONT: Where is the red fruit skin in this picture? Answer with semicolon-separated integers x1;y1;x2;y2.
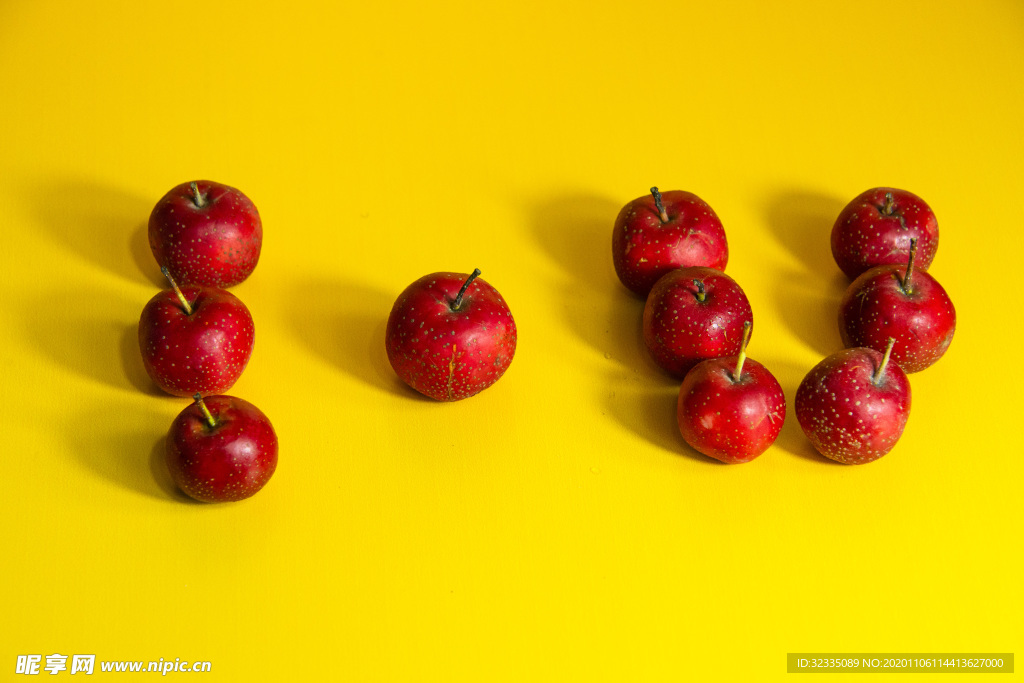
795;347;911;465
612;190;728;296
385;272;517;401
642;267;753;379
138;286;255;397
149;180;262;288
839;265;956;373
831;187;938;280
166;395;278;503
677;356;786;463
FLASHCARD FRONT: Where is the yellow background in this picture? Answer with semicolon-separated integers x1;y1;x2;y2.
1;0;1021;680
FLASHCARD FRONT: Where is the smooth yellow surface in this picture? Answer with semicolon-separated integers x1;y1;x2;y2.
1;1;1021;680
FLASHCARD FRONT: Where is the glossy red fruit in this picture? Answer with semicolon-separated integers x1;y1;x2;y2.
795;340;911;464
612;187;728;296
149;180;262;288
386;269;517;401
166;394;278;502
677;323;786;463
839;239;955;373
643;266;752;379
139;269;255;397
831;187;938;280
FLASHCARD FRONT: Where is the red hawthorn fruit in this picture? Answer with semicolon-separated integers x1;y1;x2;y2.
385;269;517;401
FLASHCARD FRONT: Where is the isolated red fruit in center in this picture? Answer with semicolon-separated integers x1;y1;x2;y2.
385;270;517;401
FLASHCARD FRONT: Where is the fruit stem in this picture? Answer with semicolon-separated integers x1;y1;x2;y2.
872;337;896;386
193;393;217;429
882;191;895;216
452;268;482;311
732;321;752;382
161;266;193;315
190;181;207;208
692;279;706;302
901;237;918;295
650;186;669;223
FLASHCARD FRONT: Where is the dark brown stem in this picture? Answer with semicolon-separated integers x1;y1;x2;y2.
452;269;482;310
190;181;207;208
193;393;217;429
650;186;669;223
692;279;706;303
872;338;896;386
732;321;753;382
901;238;918;295
161;267;193;315
882;191;896;216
